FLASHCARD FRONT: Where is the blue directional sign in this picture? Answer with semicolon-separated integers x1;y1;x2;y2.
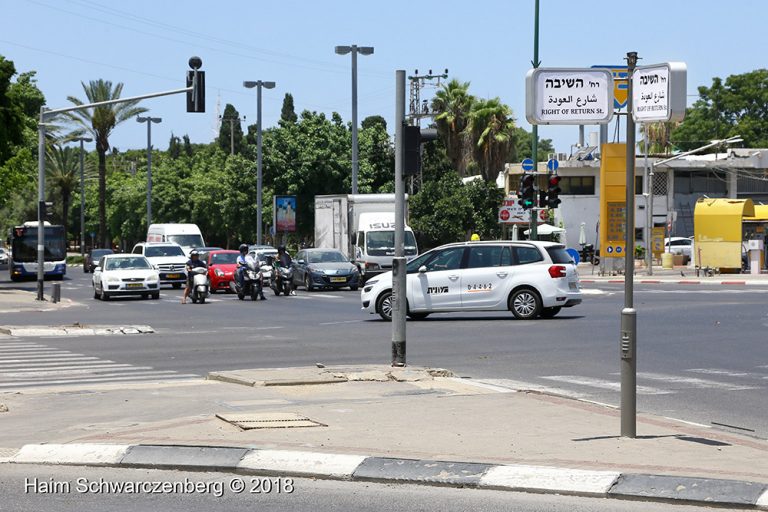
521;158;535;172
547;158;559;172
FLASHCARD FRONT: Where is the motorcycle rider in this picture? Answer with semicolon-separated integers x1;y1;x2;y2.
182;250;206;304
235;243;266;300
276;245;296;295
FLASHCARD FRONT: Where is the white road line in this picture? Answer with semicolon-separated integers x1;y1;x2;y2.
318;320;364;326
0;369;178;381
0;359;116;368
0;356;100;364
0;349;62;354
0;352;85;360
636;372;760;391
307;293;342;299
0;363;133;372
685;368;755;378
1;366;155;378
0;344;46;349
541;375;672;395
0;373;199;388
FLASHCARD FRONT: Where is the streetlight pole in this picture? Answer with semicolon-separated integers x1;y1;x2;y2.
72;136;92;256
244;80;276;245
335;45;374;195
136;116;162;227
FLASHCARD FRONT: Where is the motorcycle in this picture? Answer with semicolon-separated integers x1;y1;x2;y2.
270;258;294;296
231;258;265;301
189;266;210;304
579;244;600;266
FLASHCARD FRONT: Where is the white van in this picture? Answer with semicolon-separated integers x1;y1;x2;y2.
146;224;205;256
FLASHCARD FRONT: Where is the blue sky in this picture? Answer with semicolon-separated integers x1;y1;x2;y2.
2;0;766;158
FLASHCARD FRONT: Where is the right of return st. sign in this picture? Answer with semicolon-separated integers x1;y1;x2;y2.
632;62;687;123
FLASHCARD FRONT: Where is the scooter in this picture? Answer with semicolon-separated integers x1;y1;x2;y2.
271;261;294;296
231;258;265;301
189;266;209;304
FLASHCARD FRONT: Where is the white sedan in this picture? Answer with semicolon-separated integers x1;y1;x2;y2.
92;254;160;301
361;240;582;321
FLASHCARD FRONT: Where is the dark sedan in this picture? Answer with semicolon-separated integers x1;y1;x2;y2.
84;248;114;273
293;248;361;291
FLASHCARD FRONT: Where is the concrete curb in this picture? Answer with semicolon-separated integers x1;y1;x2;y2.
8;443;768;508
0;325;154;337
579;278;767;286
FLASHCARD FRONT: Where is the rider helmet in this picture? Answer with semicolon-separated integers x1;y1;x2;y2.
239;244;248;254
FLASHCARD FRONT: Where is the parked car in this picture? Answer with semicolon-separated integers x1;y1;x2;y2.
92;254;160;300
361;241;582;321
664;237;693;258
0;247;8;265
83;248;114;273
131;242;187;288
205;250;239;293
293;248;361;291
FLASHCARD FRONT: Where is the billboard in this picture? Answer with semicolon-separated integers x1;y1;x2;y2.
274;195;297;233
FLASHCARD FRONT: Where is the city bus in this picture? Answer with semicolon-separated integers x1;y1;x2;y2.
8;222;67;281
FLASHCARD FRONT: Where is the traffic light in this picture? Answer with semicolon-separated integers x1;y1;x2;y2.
38;201;54;221
546;174;562;208
519;173;535;210
403;126;438;176
538;190;548;208
186;70;205;113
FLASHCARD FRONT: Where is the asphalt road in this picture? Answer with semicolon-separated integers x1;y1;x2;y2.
1;267;767;438
0;464;731;512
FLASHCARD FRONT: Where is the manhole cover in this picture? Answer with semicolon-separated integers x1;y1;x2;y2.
215;412;326;430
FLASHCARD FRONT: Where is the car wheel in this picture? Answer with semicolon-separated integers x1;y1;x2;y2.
172;283;182;289
152;292;160;300
540;306;561;319
210;288;216;294
304;275;314;292
509;288;541;319
407;312;430;320
93;286;99;299
376;290;393;321
350;285;359;291
199;294;205;304
100;287;110;301
142;293;149;300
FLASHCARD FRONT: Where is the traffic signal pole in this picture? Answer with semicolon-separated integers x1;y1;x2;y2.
529;0;541;241
392;70;407;366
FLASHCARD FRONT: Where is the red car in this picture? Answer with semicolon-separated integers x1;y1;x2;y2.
205;250;240;293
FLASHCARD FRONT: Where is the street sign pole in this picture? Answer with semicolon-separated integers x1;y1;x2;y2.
529;0;540;241
621;51;638;439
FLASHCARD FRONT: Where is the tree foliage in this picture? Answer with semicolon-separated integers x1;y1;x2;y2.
280;93;297;125
217;103;244;155
672;69;768;151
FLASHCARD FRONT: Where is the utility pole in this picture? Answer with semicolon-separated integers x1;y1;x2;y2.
136;116;162;227
529;0;541;241
218;114;246;155
621;51;639;438
392;70;407;367
73;136;93;256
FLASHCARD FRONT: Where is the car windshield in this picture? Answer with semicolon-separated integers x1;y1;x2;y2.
211;252;239;265
307;251;347;263
167;234;204;248
105;257;151;270
546;246;574;264
145;245;184;257
366;231;418;257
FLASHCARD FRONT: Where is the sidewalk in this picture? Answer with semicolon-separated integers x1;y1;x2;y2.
0;287;78;314
2;366;767;508
577;263;768;285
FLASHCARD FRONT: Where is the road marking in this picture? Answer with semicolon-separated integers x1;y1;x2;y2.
1;366;155;378
541;375;672;395
0;373;199;388
318;320;363;326
0;359;117;369
306;293;342;299
685;368;755;378
635;372;760;391
1;363;134;372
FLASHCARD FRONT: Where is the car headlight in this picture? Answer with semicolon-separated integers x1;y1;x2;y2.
105;276;121;283
215;269;224;277
363;285;374;293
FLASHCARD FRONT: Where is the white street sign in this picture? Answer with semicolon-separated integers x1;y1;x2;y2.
526;68;614;125
632;62;687;123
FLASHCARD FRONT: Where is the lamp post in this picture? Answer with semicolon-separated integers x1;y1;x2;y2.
335;45;374;195
643;134;743;274
136;116;162;226
72;136;92;256
243;80;276;245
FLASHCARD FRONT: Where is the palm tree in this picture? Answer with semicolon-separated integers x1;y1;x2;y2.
431;79;475;176
45;144;80;240
65;80;146;247
468;98;516;182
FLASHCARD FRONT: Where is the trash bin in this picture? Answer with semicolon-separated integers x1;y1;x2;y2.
661;252;674;269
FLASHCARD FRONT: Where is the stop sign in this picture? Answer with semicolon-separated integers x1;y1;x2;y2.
500;209;510;221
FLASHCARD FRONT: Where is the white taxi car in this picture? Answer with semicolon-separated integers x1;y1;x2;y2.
361;241;581;320
92;254;160;300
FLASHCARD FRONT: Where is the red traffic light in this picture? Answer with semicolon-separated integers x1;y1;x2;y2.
548;175;561;187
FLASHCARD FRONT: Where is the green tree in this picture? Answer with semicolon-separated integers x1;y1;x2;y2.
468;97;517;182
45;144;80;239
672;69;768;151
65;80;147;247
168;133;181;159
280;93;297;124
513;127;553;162
361;115;386;131
410;170;473;248
431;79;474;176
217;103;244;155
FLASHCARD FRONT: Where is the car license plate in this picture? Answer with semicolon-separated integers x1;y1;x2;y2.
126;283;143;289
166;273;181;279
569;281;579;290
330;277;346;283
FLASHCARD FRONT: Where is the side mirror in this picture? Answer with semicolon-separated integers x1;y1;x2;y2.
418;265;427;273
94;266;102;272
298;259;305;265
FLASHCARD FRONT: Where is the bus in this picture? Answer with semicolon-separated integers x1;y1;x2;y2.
8;222;67;281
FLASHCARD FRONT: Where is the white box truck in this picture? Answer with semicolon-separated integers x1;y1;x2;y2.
314;194;418;282
146;224;206;257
